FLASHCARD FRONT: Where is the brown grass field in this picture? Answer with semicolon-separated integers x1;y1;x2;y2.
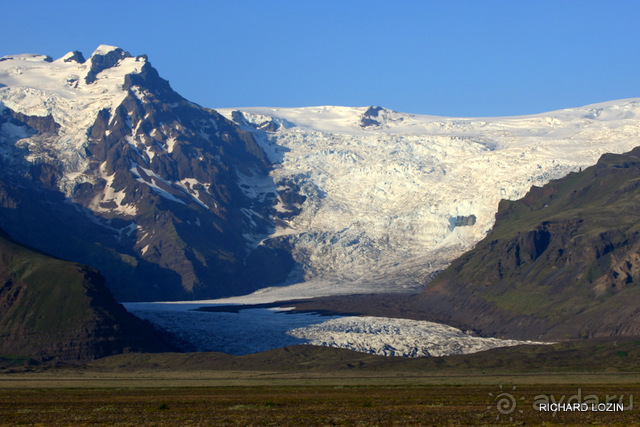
1;383;639;425
1;376;639;425
2;340;640;425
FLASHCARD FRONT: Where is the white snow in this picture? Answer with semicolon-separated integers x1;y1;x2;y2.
177;178;212;209
0;121;31;140
90;45;121;56
0;53;52;63
217;100;640;297
166;136;177;153
130;163;186;205
235;166;278;202
88;165;139;216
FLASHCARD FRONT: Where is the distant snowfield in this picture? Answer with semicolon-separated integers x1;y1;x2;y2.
125;301;541;357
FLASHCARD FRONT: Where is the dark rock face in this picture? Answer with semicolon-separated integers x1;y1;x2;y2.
418;146;640;340
85;48;131;84
0;52;297;301
63;50;86;63
0;227;173;363
231;110;284;132
123;60;184;105
6;110;60;134
359;106;404;128
448;215;477;230
360;106;384;127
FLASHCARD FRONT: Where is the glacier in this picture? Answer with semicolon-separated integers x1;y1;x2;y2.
120;99;640;358
4;46;640;357
218;101;640;299
3;47;639;300
125;302;540;357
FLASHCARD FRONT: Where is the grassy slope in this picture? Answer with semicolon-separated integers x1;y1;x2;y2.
0;227;171;362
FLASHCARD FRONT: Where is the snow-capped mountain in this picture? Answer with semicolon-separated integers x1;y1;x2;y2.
218;100;640;297
0;46;294;300
2;45;640;302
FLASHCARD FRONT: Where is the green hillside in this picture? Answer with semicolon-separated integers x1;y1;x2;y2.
418;146;640;340
0;227;172;363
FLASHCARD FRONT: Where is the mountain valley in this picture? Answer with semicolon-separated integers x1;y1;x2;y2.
2;46;640;361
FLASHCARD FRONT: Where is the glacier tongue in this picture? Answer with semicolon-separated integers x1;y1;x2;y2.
125;301;540;357
287;316;541;357
219;101;640;296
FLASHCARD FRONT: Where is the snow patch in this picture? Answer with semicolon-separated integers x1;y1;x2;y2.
166;136;177;153
90;45;122;57
130;162;186;205
176;178;214;209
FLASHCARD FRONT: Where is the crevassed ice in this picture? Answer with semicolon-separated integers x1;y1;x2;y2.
218;100;640;296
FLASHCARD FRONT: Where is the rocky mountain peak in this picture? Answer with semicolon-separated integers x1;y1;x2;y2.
360;105;396;128
89;44;128;58
85;45;132;84
363;105;384;117
61;50;86;64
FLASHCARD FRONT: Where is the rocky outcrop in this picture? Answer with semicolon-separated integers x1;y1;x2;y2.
418;146;640;340
63;51;86;63
6;109;60;134
360;106;385;127
85;47;130;84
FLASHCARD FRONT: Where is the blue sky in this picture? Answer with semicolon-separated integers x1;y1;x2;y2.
3;1;640;117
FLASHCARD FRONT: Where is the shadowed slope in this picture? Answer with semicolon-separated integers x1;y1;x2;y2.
0;227;173;363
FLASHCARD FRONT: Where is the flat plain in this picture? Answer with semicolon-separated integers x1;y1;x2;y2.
2;340;640;425
2;383;640;425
